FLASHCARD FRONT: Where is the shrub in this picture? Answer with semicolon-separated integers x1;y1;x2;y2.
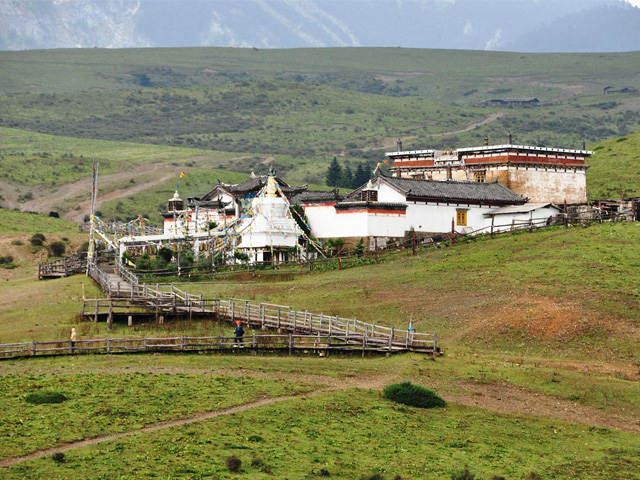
25;391;68;405
51;452;65;463
360;474;385;480
319;469;331;477
383;382;446;409
30;233;46;246
10;239;23;246
135;253;153;270
226;455;242;472
0;255;13;264
451;467;476;480
247;434;264;443
49;241;66;257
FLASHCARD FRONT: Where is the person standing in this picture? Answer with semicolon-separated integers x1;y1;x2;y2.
70;328;77;353
234;321;245;347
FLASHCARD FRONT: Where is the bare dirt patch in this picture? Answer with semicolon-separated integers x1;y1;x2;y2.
445;380;640;433
488;77;604;101
375;72;427;84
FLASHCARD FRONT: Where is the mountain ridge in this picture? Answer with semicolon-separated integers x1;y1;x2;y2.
1;0;639;52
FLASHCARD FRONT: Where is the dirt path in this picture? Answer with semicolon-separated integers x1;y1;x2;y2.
0;390;326;469
363;112;504;152
15;163;180;222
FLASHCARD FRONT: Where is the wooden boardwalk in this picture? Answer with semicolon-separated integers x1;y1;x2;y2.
38;252;87;279
0;332;423;360
79;259;438;355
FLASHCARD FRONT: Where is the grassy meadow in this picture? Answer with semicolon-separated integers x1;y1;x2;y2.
1;207;640;478
1;46;640;478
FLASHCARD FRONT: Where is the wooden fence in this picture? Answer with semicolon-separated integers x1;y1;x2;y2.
38;252;87;279
81;295;437;353
0;332;431;360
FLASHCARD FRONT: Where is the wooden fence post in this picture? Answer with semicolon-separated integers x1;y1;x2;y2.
107;302;113;330
289;334;293;355
432;332;438;359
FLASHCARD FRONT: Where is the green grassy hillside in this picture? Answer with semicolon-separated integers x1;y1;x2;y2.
1;213;639;479
588;131;640;200
2;47;639;101
1;47;640;202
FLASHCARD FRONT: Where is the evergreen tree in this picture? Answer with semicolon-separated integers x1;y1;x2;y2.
325;156;342;187
353;162;371;188
341;163;353;189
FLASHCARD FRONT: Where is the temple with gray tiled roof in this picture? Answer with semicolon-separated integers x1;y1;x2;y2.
299;175;556;243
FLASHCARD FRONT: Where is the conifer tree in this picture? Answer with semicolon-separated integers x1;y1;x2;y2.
325;156;342;187
353;162;371;188
341;163;353;189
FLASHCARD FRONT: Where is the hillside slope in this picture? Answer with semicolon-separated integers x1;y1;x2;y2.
588;131;640;199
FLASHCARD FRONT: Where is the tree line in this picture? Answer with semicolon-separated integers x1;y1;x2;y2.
325;156;373;189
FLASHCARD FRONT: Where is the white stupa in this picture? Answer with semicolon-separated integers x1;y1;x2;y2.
236;173;302;264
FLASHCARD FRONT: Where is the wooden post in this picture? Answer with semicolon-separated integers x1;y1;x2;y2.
293;310;297;332
432;332;438;359
289;334;293;355
217;335;222;351
181;335;185;352
277;309;281;329
374;237;378;264
451;218;455;247
94;301;99;323
412;229;417;256
261;304;265;329
245;300;250;323
388;327;394;350
32;341;36;356
107;301;113;330
106;338;111;353
230;299;234;322
490;215;495;238
362;334;366;357
144;338;148;351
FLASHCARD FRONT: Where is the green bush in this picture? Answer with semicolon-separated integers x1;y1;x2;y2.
49;241;66;257
383;382;446;409
10;239;23;246
135;253;152;270
0;255;13;264
30;232;46;246
226;455;242;472
25;391;68;405
51;452;66;463
451;467;476;480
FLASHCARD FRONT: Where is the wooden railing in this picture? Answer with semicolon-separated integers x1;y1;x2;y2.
81;295;437;353
0;332;429;360
85;259;437;353
38;252;87;279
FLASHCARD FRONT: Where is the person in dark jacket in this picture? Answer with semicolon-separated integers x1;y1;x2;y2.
234;321;245;346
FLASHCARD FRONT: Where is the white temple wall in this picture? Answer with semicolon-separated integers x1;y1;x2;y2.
405;203;493;233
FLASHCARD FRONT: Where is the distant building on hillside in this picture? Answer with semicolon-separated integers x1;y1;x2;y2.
388;136;592;204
